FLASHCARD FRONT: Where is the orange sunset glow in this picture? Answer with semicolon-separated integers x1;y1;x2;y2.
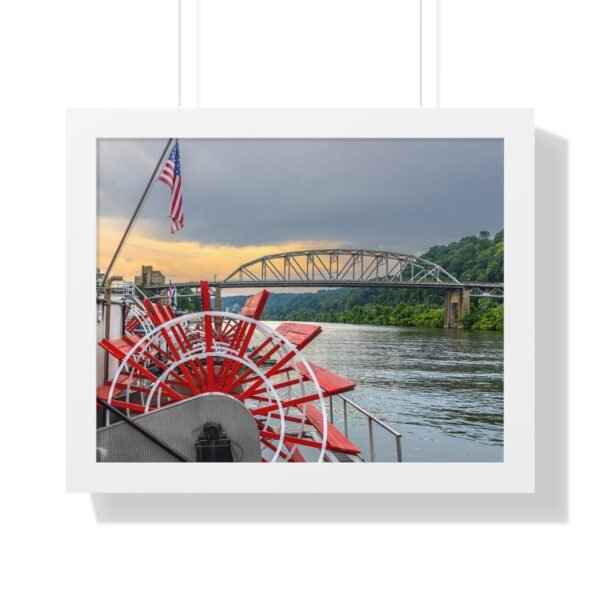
97;217;342;282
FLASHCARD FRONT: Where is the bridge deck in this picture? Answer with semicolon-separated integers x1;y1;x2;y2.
145;280;504;291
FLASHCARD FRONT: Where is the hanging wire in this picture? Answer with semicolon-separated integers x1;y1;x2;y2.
178;0;182;108
420;0;423;107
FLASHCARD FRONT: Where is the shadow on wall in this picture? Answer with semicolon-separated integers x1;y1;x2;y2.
90;130;568;523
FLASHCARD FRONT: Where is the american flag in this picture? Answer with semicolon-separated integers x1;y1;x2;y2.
158;141;184;233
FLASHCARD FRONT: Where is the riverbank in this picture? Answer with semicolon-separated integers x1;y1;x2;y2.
264;302;504;331
221;229;505;331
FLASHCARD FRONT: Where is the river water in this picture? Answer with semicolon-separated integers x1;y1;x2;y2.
265;321;504;462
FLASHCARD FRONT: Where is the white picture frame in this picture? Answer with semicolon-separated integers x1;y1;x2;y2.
66;108;534;493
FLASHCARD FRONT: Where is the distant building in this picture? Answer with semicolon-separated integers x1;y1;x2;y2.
134;265;165;286
150;271;165;285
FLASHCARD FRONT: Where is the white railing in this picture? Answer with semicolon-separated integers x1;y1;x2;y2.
330;393;403;462
96;279;139;298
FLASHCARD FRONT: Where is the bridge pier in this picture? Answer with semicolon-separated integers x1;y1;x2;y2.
444;288;470;328
213;286;222;311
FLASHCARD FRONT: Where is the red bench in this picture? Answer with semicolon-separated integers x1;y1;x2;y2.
275;322;322;350
98;335;143;360
241;289;270;319
303;403;361;455
294;360;355;396
96;372;138;401
293;361;359;455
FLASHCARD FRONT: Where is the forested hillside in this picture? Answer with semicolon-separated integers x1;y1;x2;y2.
422;229;503;282
222;230;504;330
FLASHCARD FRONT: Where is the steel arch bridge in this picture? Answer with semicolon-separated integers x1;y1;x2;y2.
225;249;460;286
145;249;503;298
220;249;503;297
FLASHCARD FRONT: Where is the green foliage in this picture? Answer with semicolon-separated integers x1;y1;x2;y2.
423;229;504;282
173;287;202;313
277;302;445;328
248;230;504;330
461;303;504;331
263;286;446;319
276;302;505;331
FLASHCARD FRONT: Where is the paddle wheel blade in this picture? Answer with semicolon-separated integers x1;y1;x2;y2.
97;282;363;463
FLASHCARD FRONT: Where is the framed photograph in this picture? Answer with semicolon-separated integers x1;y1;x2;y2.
66;109;534;493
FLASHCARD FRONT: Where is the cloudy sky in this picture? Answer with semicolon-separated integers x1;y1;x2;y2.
97;138;503;282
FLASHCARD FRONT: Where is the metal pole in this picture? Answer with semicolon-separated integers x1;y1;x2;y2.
133;283;148;299
103;287;111;383
419;0;423;107
396;435;403;463
368;417;375;462
329;396;334;423
103;276;122;382
343;397;348;438
97;138;174;296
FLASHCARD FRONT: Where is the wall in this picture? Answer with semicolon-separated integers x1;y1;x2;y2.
1;1;597;599
96;300;125;387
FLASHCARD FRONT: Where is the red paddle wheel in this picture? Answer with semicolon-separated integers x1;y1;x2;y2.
97;281;361;462
123;297;155;335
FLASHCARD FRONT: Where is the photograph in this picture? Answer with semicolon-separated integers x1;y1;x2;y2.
96;135;504;464
7;2;589;597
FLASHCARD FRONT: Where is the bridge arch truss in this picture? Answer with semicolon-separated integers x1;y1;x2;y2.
224;249;463;288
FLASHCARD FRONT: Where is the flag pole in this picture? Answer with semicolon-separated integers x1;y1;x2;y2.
98;138;175;296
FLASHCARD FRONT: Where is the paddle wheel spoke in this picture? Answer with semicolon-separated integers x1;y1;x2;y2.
217;319;255;388
256;413;306;424
97;282;360;462
251;394;321;417
251;377;302;395
259;437;290;461
234;350;296;398
259;430;324;450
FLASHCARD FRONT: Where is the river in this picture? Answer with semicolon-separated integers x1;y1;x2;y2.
265;321;504;462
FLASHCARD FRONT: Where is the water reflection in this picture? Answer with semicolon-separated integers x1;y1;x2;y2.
266;322;504;462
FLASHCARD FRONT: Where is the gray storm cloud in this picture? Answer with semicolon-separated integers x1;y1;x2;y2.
98;137;503;255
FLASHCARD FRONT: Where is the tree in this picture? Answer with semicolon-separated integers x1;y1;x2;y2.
262;230;504;330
